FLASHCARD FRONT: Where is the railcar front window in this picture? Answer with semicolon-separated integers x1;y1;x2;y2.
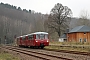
40;34;44;39
36;34;48;40
45;34;48;39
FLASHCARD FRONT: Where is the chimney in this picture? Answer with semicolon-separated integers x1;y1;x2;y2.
66;28;69;33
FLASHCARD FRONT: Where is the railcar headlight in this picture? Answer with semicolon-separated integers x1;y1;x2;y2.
36;41;38;42
47;40;49;42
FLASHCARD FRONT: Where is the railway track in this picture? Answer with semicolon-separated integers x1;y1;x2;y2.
16;45;90;56
1;46;73;60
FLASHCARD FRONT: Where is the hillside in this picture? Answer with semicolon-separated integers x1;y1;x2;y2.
0;2;48;44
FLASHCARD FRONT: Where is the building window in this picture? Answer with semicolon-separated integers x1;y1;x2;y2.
79;38;82;42
84;38;87;42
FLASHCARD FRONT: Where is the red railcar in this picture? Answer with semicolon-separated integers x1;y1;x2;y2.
16;32;49;48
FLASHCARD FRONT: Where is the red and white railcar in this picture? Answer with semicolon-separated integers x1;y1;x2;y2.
16;32;49;48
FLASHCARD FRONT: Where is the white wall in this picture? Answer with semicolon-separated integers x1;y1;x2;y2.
59;38;64;42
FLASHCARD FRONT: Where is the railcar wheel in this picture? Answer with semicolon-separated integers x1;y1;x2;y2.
24;46;28;48
30;46;32;48
41;46;44;49
18;45;22;47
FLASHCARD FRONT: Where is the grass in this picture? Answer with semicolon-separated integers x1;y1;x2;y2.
49;41;90;45
45;45;90;52
0;51;20;60
45;41;90;52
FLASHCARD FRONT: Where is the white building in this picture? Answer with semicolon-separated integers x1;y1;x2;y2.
59;33;67;42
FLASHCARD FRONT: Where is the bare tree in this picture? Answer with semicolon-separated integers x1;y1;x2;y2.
46;3;72;37
76;10;90;26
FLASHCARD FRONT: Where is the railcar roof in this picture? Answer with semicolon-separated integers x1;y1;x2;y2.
17;36;23;38
16;32;48;38
28;32;48;35
22;35;28;37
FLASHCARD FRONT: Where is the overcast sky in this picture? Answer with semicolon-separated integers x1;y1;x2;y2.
0;0;90;17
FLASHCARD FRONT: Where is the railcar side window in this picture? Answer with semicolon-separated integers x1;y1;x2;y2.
17;38;18;40
22;36;26;40
18;38;20;40
28;35;33;40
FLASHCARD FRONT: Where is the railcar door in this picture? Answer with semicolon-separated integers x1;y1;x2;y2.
25;36;28;46
28;35;34;46
30;35;34;46
20;37;22;46
22;36;26;46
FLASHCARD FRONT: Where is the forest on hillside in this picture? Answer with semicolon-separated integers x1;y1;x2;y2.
0;2;49;44
0;2;90;44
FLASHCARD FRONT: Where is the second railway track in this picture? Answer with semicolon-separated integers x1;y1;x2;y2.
44;48;90;56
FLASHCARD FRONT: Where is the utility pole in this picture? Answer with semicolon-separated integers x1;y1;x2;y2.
5;36;6;45
0;38;1;44
14;35;16;46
